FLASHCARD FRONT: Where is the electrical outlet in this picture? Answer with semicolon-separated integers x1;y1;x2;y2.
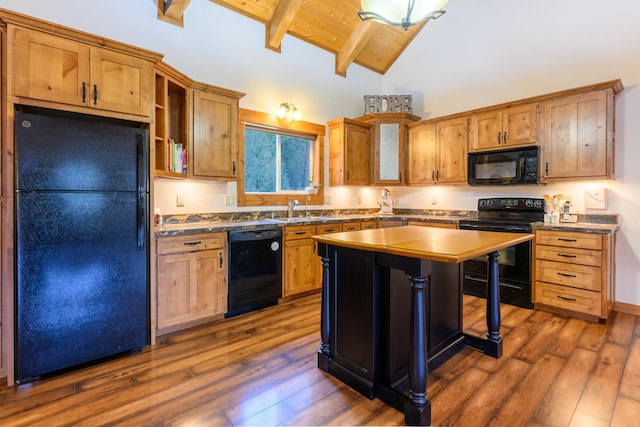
431;196;437;205
324;196;331;205
357;196;362;204
224;195;234;206
176;194;184;207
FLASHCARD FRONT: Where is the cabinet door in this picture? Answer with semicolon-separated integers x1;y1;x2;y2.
502;103;537;147
436;117;467;184
12;26;90;107
191;89;239;179
89;47;152;116
539;91;611;180
374;120;403;185
284;238;317;296
469;104;536;151
157;249;226;330
407;123;436;185
328;120;371;186
469;110;502;152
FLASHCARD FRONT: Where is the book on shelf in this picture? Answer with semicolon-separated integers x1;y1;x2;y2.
167;138;186;174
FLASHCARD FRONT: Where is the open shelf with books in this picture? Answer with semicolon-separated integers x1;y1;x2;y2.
154;62;191;178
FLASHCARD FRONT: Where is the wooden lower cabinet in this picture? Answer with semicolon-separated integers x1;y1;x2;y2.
156;233;227;334
533;229;615;320
283;225;318;297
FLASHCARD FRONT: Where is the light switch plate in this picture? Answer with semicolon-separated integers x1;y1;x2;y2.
176;194;184;207
224;195;234;206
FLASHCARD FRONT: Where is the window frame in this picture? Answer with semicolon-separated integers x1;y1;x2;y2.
237;108;325;207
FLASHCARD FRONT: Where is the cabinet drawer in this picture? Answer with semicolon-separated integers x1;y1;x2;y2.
361;221;377;230
284;225;316;240
535;282;602;317
536;259;602;291
158;233;225;254
342;222;361;232
316;224;342;235
535;245;602;267
535;230;603;250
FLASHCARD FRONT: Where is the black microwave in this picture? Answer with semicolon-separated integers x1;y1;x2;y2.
468;146;539;185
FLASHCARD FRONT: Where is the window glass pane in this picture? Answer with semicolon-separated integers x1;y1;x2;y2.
245;129;277;192
281;136;312;191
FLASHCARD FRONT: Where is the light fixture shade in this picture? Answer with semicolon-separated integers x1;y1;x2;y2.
360;0;448;29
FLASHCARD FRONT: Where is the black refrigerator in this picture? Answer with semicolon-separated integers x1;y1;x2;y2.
14;109;149;383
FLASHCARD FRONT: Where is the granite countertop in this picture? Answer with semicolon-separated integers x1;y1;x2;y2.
155;211;618;238
154;212;469;237
531;221;618;234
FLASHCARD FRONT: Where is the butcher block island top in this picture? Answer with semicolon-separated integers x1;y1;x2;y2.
312;225;534;263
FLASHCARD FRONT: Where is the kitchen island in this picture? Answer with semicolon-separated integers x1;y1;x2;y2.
313;226;533;426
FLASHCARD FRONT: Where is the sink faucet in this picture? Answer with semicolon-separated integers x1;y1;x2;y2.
287;198;299;218
305;195;310;217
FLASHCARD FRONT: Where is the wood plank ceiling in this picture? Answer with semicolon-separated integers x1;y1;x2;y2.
158;0;432;76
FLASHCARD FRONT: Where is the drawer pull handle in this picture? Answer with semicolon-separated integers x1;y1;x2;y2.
558;238;577;242
324;229;335;232
557;272;577;278
184;241;202;246
219;252;223;268
557;295;577;302
557;253;577;258
295;231;306;235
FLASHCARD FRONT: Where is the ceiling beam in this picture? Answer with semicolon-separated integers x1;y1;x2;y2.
158;0;192;27
335;19;378;77
265;0;305;53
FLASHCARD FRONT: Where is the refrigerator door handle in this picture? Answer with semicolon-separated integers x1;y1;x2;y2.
136;134;147;193
137;193;146;251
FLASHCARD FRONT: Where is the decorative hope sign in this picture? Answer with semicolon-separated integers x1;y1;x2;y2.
363;95;413;114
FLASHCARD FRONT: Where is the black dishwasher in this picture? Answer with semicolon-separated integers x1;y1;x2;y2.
226;228;282;318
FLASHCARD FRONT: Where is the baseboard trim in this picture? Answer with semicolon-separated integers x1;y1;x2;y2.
614;301;640;316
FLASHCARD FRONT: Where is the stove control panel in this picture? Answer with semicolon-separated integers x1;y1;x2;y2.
478;197;544;212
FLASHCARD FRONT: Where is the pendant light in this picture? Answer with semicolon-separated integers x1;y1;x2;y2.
358;0;449;30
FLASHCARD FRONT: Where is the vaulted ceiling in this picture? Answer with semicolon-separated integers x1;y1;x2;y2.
158;0;432;76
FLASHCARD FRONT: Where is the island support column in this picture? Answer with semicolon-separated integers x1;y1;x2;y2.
317;243;330;371
464;250;503;358
405;274;431;426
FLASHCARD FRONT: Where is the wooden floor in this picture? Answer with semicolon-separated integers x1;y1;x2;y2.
1;293;639;426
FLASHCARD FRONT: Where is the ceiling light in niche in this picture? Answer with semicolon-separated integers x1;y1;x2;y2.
276;102;302;121
358;0;448;30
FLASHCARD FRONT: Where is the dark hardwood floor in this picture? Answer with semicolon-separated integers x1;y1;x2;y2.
1;293;639;426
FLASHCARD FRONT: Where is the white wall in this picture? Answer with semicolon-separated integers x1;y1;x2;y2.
2;0;639;305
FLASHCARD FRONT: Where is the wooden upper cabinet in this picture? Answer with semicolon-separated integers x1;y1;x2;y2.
191;85;244;180
407;116;468;185
407;121;436;185
469;103;537;152
356;113;420;185
11;25;153;118
328;118;372;186
539;90;613;181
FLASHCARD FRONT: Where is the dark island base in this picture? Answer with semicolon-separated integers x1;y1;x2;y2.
317;244;503;426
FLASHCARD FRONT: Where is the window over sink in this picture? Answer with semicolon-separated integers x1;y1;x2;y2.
237;109;325;207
